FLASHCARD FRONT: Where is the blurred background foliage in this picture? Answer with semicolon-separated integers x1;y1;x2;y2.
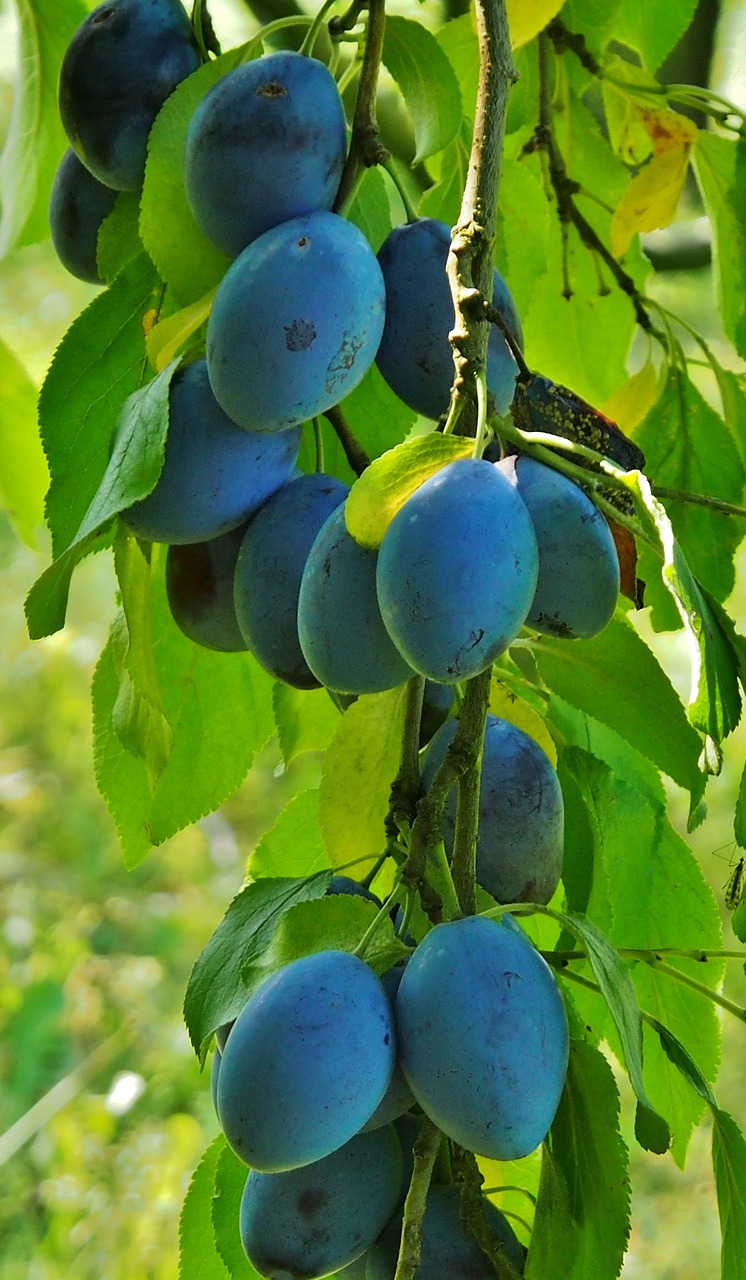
0;0;745;1275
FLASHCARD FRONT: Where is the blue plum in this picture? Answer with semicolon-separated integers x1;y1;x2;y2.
239;1126;403;1280
216;950;395;1171
121;359;301;544
206;212;386;432
498;456;620;639
49;148;118;283
298;506;413;694
59;0;199;191
376;458;538;683
367;1184;525;1279
233;473;348;687
361;964;416;1132
394;916;569;1161
184;52;347;258
419;681;454;748
421;714;563;905
328;876;383;907
210;1046;221;1117
166;525;248;652
376;218;522;419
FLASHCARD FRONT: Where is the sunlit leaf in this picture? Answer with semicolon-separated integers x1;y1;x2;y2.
345;434;472;548
0;337;47;546
382;17;462;165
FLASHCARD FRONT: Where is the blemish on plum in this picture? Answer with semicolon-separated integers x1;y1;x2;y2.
298;1187;327;1217
256;79;288;98
284;319;316;352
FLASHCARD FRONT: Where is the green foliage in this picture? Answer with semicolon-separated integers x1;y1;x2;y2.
179;1135;232;1280
345;433;472;548
0;337;47;546
382;17;462;165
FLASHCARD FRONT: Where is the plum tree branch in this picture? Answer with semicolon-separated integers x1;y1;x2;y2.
451;669;492;916
334;0;388;208
451;1144;523;1280
393;1118;442;1280
387;676;425;839
323;405;371;475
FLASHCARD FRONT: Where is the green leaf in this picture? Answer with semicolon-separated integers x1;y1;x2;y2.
0;337;47;545
436;15;478;120
0;0;89;254
496;139;553;327
111;532;173;785
382;17;462;165
140;48;251;305
248;790;330;880
649;1017;717;1109
178;1136;230;1280
635;368;745;605
612;0;698;71
553;909;670;1153
532;616;705;807
345;434;472;548
345;166;393;254
693;133;746;361
146;290;215;373
526;1040;630;1280
92;563;275;870
97;192;143;285
240;896;408;995
39;252;160;556
736;760;746;851
212;1145;259;1279
337;361;418;467
628;472;742;744
712;1109;746;1280
560;0;624;58
183;873;330;1062
418;125;470;227
551;702;666;810
25;528;112;640
273;684;340;767
318;685;409;870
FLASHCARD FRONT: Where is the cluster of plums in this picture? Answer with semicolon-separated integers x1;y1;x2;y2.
211;906;568;1277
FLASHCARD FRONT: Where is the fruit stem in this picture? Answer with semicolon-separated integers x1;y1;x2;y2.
444;0;517;425
334;0;389;209
323;405;371;475
382;157;420;223
545;947;746;963
393;1117;442;1280
546;950;746;1024
311;417;325;472
353;880;403;958
299;0;339;56
388;676;425;837
472;372;489;458
451;668;492;917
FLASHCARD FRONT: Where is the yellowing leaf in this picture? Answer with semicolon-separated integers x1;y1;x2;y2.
146;290;216;372
637;108;699;157
611;108;698;258
602;362;660;435
345;434;473;549
489;677;557;765
506;0;564;48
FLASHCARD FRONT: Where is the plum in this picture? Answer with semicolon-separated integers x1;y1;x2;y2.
59;0;199;190
239;1126;403;1279
361;964;416;1132
367;1184;525;1278
376;218;522;420
121;359;301;544
166;525;248;652
233;473;349;688
328;876;383;907
298;506;413;694
216;950;396;1171
498;456;620;639
48;149;118;283
210;1045;221;1118
184;52;347;258
421;713;563;905
376;458;538;683
394;915;569;1161
206;212;386;432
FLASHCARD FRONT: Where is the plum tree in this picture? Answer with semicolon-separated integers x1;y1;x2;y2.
239;1126;403;1279
394;916;569;1161
184;52;348;258
165;526;248;652
216;950;396;1171
233;473;349;687
121;359;301;544
421;714;564;904
367;1185;525;1279
376;458;539;682
58;0;199;190
497;456;621;639
376;219;521;420
298;505;413;693
48;149;118;284
206;212;386;432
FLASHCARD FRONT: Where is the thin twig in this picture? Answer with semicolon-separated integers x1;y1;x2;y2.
323;405;371;476
334;0;388;208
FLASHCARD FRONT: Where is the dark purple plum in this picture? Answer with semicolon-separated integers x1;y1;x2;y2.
421;713;563;905
184;52;347;258
395;916;569;1162
48;149;118;283
498;456;620;639
216;950;395;1171
166;525;247;652
233;473;349;687
239;1126;403;1279
376;458;538;683
376;218;522;419
367;1184;525;1278
298;506;413;694
206;212;386;432
59;0;199;190
121;359;301;544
